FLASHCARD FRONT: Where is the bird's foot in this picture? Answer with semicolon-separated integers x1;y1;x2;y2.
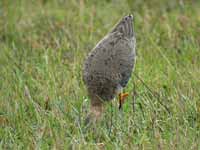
118;92;129;109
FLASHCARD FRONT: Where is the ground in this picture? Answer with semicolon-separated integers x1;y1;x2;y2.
0;0;200;149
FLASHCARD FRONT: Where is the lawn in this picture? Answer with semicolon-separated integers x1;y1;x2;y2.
0;0;200;149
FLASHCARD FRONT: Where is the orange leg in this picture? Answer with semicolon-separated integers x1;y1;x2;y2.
118;92;129;109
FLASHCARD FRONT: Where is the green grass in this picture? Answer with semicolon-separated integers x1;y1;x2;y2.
0;0;200;149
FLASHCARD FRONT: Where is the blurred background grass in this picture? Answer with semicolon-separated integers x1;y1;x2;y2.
0;0;200;149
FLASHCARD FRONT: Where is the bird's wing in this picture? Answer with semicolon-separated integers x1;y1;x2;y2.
83;31;123;80
83;31;136;88
112;37;136;87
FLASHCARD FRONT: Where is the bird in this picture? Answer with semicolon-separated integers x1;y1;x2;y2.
83;14;136;122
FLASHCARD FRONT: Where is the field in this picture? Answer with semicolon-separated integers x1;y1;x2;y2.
0;0;200;149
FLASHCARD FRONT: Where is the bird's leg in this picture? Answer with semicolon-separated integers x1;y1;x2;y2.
118;92;129;109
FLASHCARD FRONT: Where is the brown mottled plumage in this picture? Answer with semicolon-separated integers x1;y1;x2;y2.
83;15;136;121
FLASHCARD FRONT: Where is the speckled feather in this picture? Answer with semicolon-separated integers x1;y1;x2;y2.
83;15;136;102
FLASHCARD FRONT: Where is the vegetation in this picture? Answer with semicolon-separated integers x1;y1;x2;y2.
0;0;199;149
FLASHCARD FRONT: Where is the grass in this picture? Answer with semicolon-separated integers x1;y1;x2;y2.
0;0;200;149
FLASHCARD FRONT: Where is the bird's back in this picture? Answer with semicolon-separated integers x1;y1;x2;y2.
83;15;136;101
